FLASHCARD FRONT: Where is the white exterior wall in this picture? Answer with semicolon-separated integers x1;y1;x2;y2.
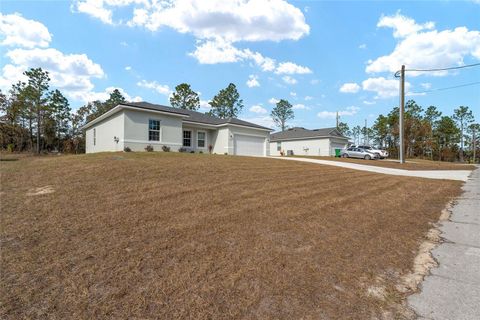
210;127;230;154
123;109;183;152
270;137;349;156
270;138;331;156
229;125;270;156
85;111;124;153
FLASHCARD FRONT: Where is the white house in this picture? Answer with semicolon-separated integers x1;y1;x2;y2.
82;102;272;156
269;127;349;156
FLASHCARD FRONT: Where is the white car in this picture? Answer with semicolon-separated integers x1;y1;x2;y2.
341;147;379;160
355;145;389;159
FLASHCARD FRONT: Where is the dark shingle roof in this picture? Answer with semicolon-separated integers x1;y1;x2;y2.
270;127;348;141
123;102;271;130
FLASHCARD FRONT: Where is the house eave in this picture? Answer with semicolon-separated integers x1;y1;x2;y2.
182;120;272;131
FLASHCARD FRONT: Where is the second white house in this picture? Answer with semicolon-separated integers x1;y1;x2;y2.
269;127;349;156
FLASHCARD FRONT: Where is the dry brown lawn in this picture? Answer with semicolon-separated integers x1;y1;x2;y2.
0;152;463;319
296;156;476;171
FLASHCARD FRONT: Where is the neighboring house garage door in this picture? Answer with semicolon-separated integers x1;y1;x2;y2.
234;135;265;156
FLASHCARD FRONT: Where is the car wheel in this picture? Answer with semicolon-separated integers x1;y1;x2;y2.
342;153;348;158
364;155;371;160
375;153;380;159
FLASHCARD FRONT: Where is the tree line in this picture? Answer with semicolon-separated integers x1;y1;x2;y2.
2;67;476;162
337;101;479;163
0;68;128;154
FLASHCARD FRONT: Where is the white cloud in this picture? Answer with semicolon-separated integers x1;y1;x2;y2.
367;13;480;76
268;97;279;104
1;48;105;101
83;86;142;103
292;103;309;110
0;13;143;105
377;12;434;38
339;82;360;93
246;74;260;88
73;1;311;74
304;95;313;101
199;99;211;112
363;100;376;105
189;38;311;74
359;43;367;49
362;77;411;99
310;79;319;85
0;13;52;48
74;0;310;44
282;75;297;85
189;38;243;64
74;0;115;25
249;51;276;71
77;0;310;42
317;106;359;119
137;79;171;95
290;91;296;97
420;82;432;90
125;66;132;71
275;62;312;74
240;115;275;128
249;104;267;114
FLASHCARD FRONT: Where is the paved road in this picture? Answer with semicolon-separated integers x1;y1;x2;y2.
408;168;480;319
270;157;472;181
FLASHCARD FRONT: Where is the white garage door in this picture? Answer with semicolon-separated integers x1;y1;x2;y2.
234;135;265;156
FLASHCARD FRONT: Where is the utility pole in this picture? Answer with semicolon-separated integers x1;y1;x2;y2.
36;98;41;154
473;128;477;164
399;65;405;164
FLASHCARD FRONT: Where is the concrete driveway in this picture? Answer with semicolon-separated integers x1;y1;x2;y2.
270;157;472;181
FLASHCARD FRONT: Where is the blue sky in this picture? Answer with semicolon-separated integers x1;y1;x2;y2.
1;0;479;130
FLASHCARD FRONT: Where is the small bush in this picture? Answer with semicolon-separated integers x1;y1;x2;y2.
124;146;132;152
224;152;228;155
162;145;171;152
7;144;14;153
199;150;203;154
190;150;195;153
208;144;213;154
178;147;187;153
145;145;154;152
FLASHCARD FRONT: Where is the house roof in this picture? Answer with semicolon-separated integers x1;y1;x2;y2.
82;101;272;131
270;127;349;142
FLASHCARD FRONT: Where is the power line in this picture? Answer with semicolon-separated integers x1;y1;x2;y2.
394;62;480;77
407;81;480;94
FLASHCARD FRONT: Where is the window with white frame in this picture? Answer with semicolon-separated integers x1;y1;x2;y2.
93;128;96;146
277;141;281;151
183;130;191;147
148;119;160;141
197;131;206;148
